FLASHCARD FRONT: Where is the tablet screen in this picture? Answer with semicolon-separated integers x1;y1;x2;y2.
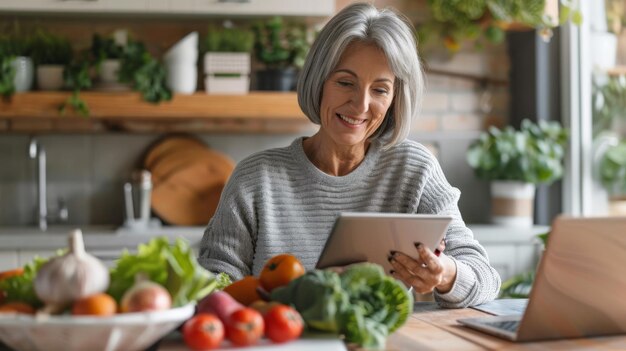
315;212;453;273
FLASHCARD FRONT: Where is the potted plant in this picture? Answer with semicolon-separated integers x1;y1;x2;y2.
31;30;73;91
0;34;34;97
253;16;309;91
466;119;568;226
90;33;126;90
593;75;626;137
203;25;254;94
418;0;582;53
119;39;171;103
599;140;626;216
59;34;171;117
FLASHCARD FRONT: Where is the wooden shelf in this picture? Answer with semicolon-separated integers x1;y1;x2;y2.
0;92;315;133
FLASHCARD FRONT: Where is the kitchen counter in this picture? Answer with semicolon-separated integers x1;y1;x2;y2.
0;224;546;278
0;226;205;250
0;226;207;269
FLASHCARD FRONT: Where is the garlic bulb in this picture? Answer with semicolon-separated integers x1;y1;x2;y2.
35;229;110;312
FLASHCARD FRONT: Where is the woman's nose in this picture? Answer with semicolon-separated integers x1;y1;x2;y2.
351;89;369;114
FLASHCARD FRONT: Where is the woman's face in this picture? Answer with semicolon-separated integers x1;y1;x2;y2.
319;42;395;148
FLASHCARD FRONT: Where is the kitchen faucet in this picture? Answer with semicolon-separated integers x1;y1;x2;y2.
28;138;68;231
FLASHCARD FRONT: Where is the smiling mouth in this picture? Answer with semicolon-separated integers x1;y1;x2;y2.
337;114;365;125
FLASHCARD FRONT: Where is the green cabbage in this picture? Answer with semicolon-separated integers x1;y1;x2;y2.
270;263;413;349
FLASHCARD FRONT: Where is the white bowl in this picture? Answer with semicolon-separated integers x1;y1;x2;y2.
166;63;197;94
0;304;194;351
164;32;198;64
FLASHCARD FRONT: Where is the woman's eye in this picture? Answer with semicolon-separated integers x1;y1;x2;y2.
337;80;353;87
374;88;389;95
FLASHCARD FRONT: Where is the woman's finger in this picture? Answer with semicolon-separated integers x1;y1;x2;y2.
390;251;424;274
415;243;444;275
435;238;446;256
389;265;430;293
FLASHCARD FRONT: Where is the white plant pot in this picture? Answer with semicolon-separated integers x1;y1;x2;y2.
203;52;250;94
490;181;535;227
166;63;197;94
100;59;120;84
11;56;34;92
590;32;617;71
37;64;64;91
608;197;626;217
204;75;249;95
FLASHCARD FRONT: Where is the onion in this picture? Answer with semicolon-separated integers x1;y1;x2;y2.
120;274;172;313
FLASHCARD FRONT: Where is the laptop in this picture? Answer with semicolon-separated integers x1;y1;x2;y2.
458;216;626;342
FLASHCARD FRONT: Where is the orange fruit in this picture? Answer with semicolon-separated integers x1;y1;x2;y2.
0;302;35;314
223;276;262;306
259;254;305;292
72;293;117;316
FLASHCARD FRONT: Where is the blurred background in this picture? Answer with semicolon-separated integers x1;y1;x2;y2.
0;0;624;282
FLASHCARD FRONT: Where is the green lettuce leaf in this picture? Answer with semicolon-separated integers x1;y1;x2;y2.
107;237;230;307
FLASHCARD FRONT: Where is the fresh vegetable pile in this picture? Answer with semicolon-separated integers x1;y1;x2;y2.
0;235;413;350
271;263;413;349
181;253;307;349
0;232;230;316
204;254;412;350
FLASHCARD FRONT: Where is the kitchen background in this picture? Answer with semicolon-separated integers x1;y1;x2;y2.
0;0;510;227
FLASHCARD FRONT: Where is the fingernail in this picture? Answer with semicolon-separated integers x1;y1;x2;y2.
434;249;441;257
414;242;422;249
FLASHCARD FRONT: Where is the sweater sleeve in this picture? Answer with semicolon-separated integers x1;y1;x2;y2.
417;153;501;308
197;166;257;281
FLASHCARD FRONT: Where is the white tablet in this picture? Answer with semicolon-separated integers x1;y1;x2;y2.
315;212;453;273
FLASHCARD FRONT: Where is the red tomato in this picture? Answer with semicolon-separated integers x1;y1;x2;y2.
264;304;304;343
226;307;264;346
182;313;224;350
259;254;305;292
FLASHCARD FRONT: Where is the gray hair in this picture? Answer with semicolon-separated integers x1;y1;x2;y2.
297;2;423;149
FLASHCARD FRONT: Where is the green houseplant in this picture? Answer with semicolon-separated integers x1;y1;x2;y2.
119;40;171;103
31;30;73;91
500;231;549;298
419;0;582;53
593;75;626;137
60;34;171;117
253;16;310;91
0;34;34;97
599;140;626;206
90;33;125;88
466;119;568;226
203;26;254;94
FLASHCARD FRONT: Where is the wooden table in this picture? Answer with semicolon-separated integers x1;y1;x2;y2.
385;303;626;350
159;302;626;350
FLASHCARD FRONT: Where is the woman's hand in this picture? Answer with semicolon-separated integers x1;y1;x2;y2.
388;240;457;294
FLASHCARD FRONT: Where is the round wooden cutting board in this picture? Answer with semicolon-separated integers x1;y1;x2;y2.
144;135;234;226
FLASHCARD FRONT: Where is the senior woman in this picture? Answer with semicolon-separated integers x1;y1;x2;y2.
198;2;500;308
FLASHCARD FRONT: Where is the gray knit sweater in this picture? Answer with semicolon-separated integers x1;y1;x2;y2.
198;137;501;308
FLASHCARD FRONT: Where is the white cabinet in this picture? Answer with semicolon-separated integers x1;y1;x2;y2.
18;250;57;267
0;0;335;17
0;251;19;271
183;0;334;16
0;0;103;12
471;225;547;282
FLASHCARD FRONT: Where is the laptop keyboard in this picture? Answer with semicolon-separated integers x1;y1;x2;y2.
485;320;520;332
